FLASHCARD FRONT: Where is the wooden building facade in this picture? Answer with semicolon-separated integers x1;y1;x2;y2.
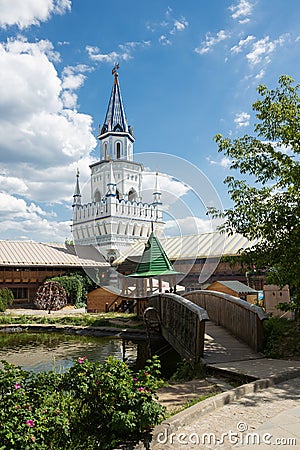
0;241;109;304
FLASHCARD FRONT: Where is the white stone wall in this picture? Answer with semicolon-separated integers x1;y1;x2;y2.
99;133;134;161
90;160;143;202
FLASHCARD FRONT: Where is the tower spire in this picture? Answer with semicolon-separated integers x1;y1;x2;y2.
99;63;132;136
106;160;117;197
98;64;135;161
153;172;162;205
72;168;81;206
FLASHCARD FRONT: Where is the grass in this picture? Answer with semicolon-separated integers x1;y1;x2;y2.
0;312;145;329
163;391;221;419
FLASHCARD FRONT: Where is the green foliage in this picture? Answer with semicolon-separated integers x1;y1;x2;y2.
0;288;14;312
170;360;206;382
0;312;143;329
263;316;300;358
276;298;300;320
49;273;96;307
211;75;300;312
0;355;164;449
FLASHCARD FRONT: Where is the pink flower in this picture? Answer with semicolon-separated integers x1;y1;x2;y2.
14;383;21;390
26;420;34;428
27;405;31;411
31;437;35;442
138;387;144;392
132;377;138;382
77;356;87;364
144;372;149;376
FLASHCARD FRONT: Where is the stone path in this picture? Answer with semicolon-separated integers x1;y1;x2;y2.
150;376;300;449
130;322;300;449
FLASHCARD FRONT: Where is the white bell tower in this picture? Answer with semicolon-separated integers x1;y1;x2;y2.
72;65;164;262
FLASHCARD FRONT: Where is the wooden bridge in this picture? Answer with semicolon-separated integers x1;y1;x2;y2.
145;290;268;364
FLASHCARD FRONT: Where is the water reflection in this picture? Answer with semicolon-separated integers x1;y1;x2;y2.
0;332;147;373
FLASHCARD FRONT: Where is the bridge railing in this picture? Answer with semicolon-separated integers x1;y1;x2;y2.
149;293;209;364
183;290;268;352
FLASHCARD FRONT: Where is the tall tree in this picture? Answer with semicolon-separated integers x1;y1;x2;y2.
212;75;300;312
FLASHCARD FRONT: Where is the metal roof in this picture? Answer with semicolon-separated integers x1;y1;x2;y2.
208;280;257;294
114;232;258;265
0;241;109;268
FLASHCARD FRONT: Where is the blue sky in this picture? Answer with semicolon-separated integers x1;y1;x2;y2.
0;0;300;242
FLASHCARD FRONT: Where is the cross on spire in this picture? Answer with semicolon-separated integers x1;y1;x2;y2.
112;63;120;82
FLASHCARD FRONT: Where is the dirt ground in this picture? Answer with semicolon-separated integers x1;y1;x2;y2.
157;377;232;414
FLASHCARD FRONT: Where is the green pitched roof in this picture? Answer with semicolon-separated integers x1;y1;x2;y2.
129;232;181;278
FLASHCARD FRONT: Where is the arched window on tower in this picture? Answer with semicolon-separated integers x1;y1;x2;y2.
128;188;137;202
116;142;121;159
116;189;121;200
94;190;101;203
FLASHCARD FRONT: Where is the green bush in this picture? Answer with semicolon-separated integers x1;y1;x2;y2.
263;316;300;358
0;355;164;449
170;360;206;382
0;288;14;312
49;273;96;307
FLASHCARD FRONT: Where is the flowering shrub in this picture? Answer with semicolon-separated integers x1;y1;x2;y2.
0;362;70;449
0;355;164;449
34;281;67;312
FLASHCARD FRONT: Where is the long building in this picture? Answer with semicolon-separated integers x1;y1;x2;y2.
0;240;109;304
114;231;264;291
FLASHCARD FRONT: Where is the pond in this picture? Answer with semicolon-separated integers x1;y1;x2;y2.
0;331;180;378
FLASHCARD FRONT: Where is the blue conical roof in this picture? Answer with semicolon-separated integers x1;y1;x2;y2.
100;70;133;136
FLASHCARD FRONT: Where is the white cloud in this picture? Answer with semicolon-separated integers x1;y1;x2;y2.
0;193;27;216
231;35;255;54
61;64;93;108
141;171;190;207
146;8;188;45
0;0;71;29
208;157;232;168
86;46;119;63
254;69;265;80
62;67;86;90
0;36;98;231
170;18;189;35
164;216;212;237
159;35;172;46
86;41;151;63
0;193;72;242
0;174;28;195
229;0;254;23
234;111;250;127
246;35;286;65
195;30;231;55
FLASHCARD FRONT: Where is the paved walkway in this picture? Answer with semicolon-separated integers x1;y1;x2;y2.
150;376;300;449
131;323;300;450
